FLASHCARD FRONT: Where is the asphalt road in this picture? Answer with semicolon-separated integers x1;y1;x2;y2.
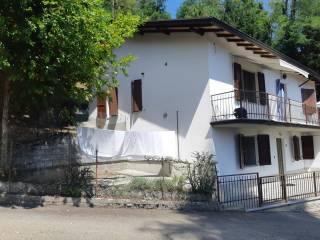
0;204;319;240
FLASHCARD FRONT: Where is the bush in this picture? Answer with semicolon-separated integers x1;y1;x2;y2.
187;152;217;196
60;166;94;198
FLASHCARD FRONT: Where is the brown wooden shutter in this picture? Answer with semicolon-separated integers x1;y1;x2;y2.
237;134;245;169
301;135;314;159
292;136;301;161
234;63;242;101
258;72;267;105
108;87;118;116
97;96;106;119
132;79;142;112
257;134;271;165
301;88;316;115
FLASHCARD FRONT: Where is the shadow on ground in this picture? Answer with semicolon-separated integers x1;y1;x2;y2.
138;201;320;240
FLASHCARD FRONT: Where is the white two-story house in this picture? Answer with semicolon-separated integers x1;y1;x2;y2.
80;17;320;177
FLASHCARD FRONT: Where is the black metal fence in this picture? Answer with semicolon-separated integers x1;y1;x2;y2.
217;171;320;209
211;90;319;126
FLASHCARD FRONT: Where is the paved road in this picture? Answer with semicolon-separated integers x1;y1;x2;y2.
0;204;319;240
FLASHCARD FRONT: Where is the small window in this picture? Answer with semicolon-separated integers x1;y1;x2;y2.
301;136;314;159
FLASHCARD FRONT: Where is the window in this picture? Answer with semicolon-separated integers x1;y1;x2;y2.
233;63;267;105
132;79;142;112
238;134;271;168
292;136;301;161
301;136;314;159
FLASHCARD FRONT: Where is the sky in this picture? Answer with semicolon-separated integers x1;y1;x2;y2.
166;0;271;18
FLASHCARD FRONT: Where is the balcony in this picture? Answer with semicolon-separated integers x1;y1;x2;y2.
211;90;319;127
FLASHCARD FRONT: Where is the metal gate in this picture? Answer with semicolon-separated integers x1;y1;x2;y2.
217;171;320;209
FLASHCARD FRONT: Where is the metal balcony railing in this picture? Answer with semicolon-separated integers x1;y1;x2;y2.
211;90;319;126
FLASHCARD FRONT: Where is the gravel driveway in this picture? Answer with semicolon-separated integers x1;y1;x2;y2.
0;203;319;240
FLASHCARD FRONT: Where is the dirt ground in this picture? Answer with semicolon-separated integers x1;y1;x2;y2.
0;202;319;240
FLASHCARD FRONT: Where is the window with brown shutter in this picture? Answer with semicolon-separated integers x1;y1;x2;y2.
257;135;271;165
301;136;314;159
258;72;267;105
292;136;301;161
234;63;242;101
238;135;257;167
132;79;142;112
97;96;106;119
301;88;316;115
108;87;118;116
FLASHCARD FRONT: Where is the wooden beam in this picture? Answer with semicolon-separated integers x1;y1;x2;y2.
227;38;245;42
190;27;205;36
237;43;254;46
245;47;262;51
217;33;235;37
254;50;269;54
261;54;277;58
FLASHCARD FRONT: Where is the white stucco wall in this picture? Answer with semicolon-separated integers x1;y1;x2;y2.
111;33;213;160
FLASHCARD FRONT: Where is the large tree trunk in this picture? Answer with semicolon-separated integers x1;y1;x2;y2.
0;71;10;171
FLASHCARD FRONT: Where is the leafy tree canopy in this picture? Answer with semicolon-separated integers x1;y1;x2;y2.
0;0;140;126
105;0;171;20
176;0;223;19
177;0;271;44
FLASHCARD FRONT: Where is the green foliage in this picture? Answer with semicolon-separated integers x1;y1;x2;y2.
187;152;217;195
223;0;272;44
105;0;171;20
128;176;186;192
0;0;140;126
177;0;271;44
60;167;94;198
177;0;223;19
270;0;320;73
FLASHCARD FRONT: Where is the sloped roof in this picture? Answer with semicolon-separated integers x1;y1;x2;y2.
139;17;320;81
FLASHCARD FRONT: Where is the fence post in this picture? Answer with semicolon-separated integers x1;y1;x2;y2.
288;99;292;123
313;172;317;197
266;93;270;120
281;174;288;202
95;149;98;195
257;173;263;207
304;104;308;124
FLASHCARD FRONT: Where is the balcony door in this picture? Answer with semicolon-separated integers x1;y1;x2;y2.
276;79;287;121
242;70;256;103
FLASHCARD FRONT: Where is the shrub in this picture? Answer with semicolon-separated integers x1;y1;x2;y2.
60;166;94;198
187;152;217;196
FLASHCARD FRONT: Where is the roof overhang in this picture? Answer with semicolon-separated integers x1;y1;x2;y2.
139;17;320;81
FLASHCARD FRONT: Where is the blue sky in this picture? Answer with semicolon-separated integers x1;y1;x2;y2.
166;0;271;18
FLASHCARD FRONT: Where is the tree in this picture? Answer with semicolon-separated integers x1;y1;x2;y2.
270;0;320;71
137;0;171;20
177;0;271;44
223;0;272;44
0;0;140;170
105;0;171;20
177;0;223;19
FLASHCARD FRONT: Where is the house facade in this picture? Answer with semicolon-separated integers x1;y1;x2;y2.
82;18;320;177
